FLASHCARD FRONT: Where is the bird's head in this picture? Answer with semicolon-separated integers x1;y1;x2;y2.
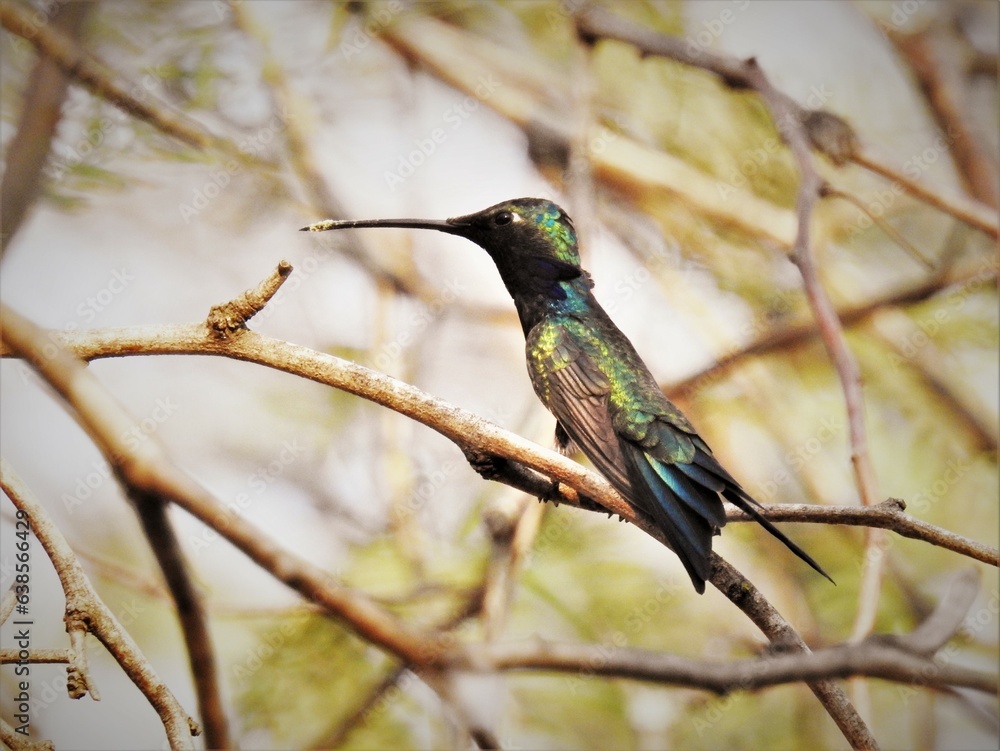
302;197;586;300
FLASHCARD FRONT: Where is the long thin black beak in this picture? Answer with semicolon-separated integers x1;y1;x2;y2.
299;217;468;236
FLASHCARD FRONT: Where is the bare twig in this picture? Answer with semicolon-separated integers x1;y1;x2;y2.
574;6;999;240
0;648;70;664
227;3;429;298
726;499;998;566
207;259;292;339
0;3;216;154
823;186;936;270
853;147;999;238
469;569;993;694
887;23;999;208
0;1;91;253
1;718;54;751
0;459;197;750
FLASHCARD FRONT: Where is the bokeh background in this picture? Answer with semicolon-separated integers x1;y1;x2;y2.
1;1;997;749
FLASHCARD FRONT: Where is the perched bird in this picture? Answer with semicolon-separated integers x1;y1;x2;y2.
302;198;831;593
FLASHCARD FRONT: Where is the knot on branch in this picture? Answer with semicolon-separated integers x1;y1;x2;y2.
801;109;859;166
462;447;507;482
879;497;907;513
207;260;293;340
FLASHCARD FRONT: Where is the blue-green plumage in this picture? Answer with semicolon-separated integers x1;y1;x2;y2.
302;197;831;593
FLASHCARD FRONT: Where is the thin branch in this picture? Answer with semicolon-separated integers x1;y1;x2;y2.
746;55;882;507
0;459;197;750
574;6;999;240
0;1;91;253
853;147;999;238
886;22;999;208
468;569;993;694
131;492;229;747
726;499;998;566
0;648;70;664
741;39;888;709
823;186;936;270
0;3;217;154
207;259;293;338
1;718;54;751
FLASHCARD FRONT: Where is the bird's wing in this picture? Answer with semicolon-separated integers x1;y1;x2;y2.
529;331;632;492
529;325;716;591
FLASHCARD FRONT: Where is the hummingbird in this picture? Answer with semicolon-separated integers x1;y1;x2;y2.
302;198;831;593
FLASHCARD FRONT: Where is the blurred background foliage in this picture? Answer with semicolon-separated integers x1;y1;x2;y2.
0;1;997;749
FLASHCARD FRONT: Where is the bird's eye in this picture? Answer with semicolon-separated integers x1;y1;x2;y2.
493;211;514;226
